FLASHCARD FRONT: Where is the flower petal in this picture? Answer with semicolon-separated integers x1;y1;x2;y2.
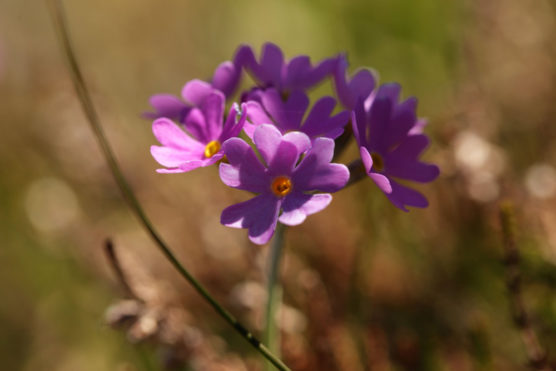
282;131;311;156
245;101;274;139
200;91;225;141
182;79;214;106
359;147;392;194
182;108;208;143
144;94;189;120
151;146;199;168
367;95;392;152
333;55;375;109
220;103;247;141
284;55;311;90
212;61;240;98
385;160;440;183
261;89;309;132
351;100;368;148
293;137;349;192
300;96;335;135
384;180;429;211
257;42;284;88
384;97;417;148
253;124;283;166
221;138;268;193
278;193;332;226
409;118;428;135
221;194;281;245
301;56;337;90
268;140;299;176
152;118;205;151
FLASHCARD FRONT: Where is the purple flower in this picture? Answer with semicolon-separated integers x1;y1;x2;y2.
150;91;246;173
238;43;337;94
144;57;243;120
219;124;349;244
352;83;439;211
244;88;349;142
333;54;376;109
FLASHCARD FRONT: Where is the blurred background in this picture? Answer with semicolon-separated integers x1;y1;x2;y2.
2;0;556;370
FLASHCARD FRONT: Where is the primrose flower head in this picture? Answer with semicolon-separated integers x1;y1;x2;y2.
150;91;246;173
219;124;350;245
352;83;440;211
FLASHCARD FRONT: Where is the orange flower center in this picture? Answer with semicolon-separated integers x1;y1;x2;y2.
204;140;221;158
271;176;292;197
371;152;384;172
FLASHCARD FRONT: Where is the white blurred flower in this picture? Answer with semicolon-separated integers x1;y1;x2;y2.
24;177;80;232
525;163;556;199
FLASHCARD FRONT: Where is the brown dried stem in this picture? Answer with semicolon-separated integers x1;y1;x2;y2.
499;202;552;371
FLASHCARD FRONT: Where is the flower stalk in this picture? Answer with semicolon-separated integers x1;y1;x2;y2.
264;223;286;370
47;1;290;369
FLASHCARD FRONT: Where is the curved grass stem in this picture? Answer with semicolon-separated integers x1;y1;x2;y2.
46;1;290;369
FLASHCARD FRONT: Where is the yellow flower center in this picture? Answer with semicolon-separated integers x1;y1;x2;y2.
371;152;384;172
204;140;221;158
271;176;292;197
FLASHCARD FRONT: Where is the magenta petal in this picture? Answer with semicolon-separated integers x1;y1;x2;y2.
282;131;311;156
347;69;375;104
293;138;349;192
177;159;213;171
156;167;190;174
268;140;299;176
220;138;268;192
233;44;256;71
144;94;188;120
221;194;281;245
316;110;350;140
220;103;247;141
370;173;392;194
284;55;311;89
351;101;368;148
261;89;309;132
390;134;430;159
386;161;440;183
182;108;208;143
200;92;225;140
360;146;374;173
409;118;428;135
359;147;392;194
300;96;335;136
182;79;214;106
212;61;240;98
334;55;375;108
242;122;257;139
384;97;417;148
258;42;284;87
152;118;205;151
278;193;332;226
377;83;401;103
367;96;392;152
253;124;283;166
384;180;429;211
245;101;273;139
151;146;199;168
301;57;337;89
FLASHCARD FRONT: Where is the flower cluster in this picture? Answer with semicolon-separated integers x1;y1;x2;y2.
147;43;439;244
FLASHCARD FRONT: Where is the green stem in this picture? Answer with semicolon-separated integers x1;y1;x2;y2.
264;223;286;371
46;1;290;370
